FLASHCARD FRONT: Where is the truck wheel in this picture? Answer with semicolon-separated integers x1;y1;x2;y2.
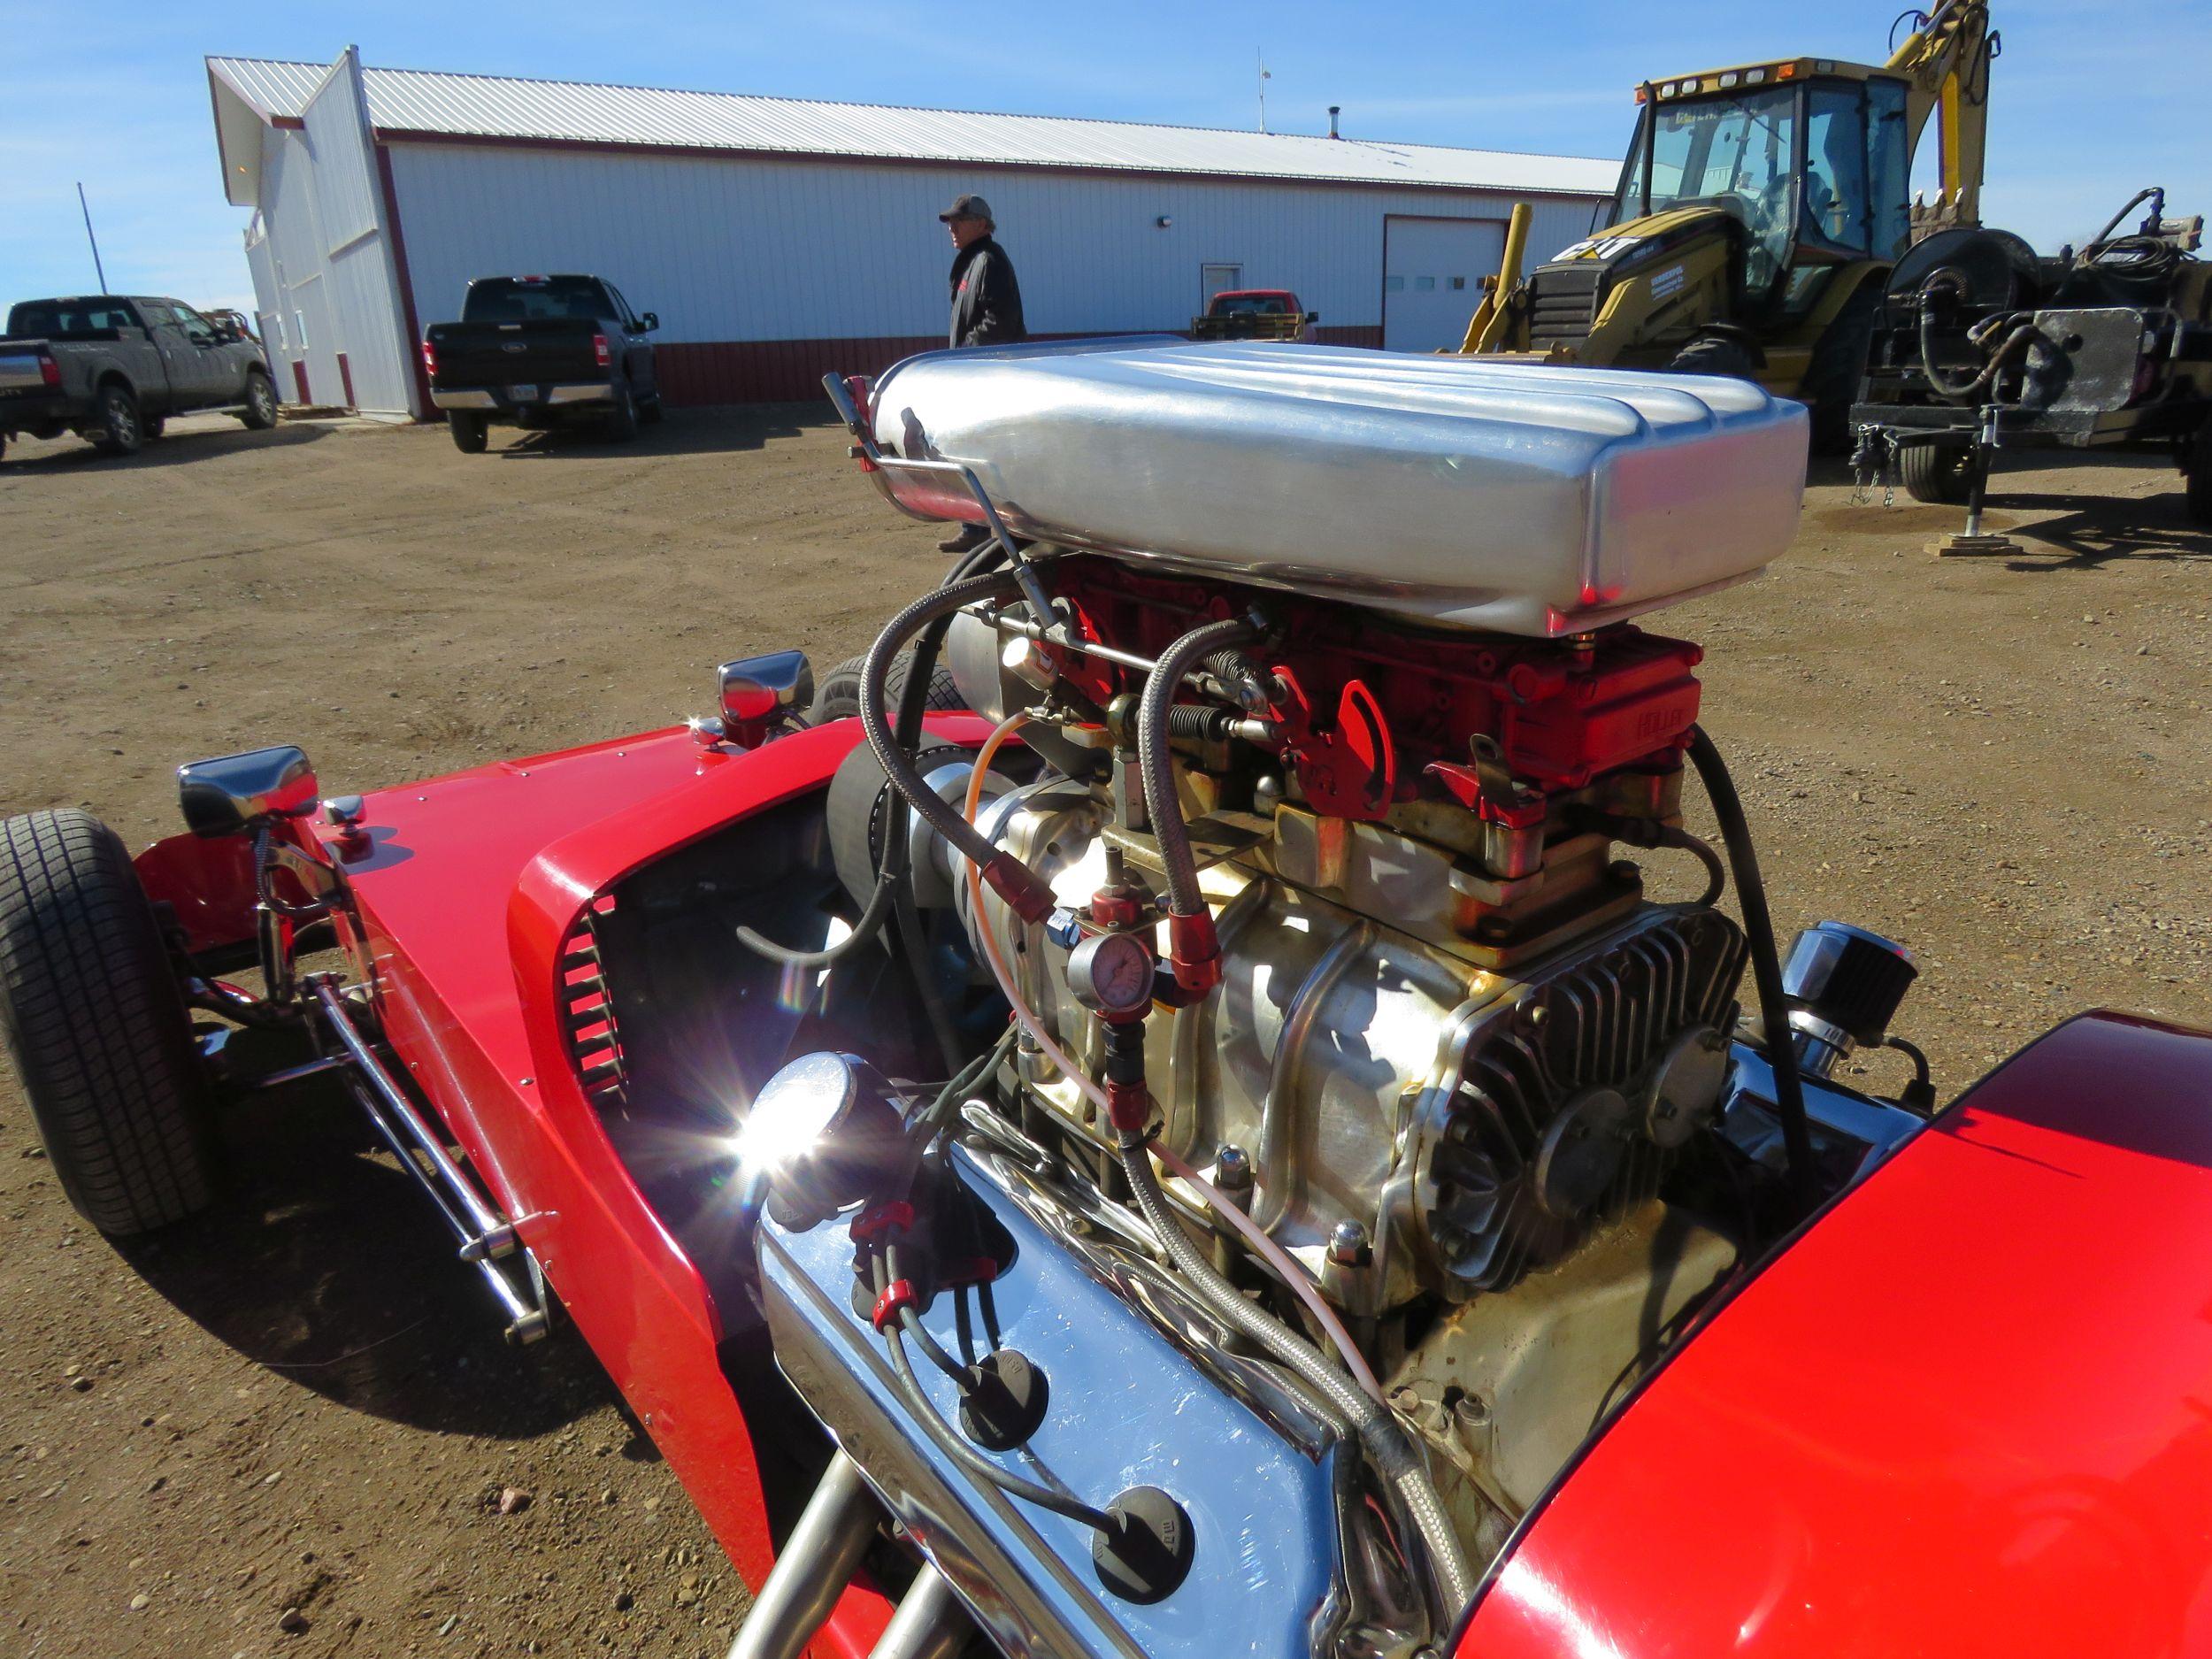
0;433;8;465
0;810;220;1236
1901;442;1977;505
1666;334;1761;380
809;650;964;726
90;385;144;457
449;411;489;455
1801;285;1884;455
2183;421;2212;526
604;381;641;442
639;393;664;426
239;369;278;431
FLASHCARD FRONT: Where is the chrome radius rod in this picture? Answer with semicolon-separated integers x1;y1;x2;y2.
306;975;547;1346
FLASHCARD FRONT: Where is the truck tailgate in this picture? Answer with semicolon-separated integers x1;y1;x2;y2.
0;340;53;395
429;321;603;388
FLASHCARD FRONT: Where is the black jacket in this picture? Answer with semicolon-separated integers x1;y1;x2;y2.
949;236;1026;347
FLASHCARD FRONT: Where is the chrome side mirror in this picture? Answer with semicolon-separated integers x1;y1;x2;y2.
177;745;318;837
713;650;813;746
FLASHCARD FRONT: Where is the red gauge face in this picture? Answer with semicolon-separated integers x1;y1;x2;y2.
1067;931;1155;1017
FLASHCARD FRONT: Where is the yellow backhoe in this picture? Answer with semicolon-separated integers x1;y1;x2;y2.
1463;1;1997;448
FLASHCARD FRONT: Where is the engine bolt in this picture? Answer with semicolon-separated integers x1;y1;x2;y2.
1213;1143;1254;1194
1326;1219;1371;1267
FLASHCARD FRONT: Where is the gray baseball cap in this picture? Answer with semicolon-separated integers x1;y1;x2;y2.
938;193;994;222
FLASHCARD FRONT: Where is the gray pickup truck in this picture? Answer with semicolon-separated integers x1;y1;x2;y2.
0;295;278;463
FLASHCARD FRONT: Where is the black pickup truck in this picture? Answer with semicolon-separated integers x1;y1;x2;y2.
422;275;662;453
0;296;277;462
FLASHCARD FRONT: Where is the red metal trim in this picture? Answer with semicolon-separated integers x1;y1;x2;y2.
372;142;434;419
371;129;1607;202
334;350;356;409
1460;1009;2212;1658
289;358;310;403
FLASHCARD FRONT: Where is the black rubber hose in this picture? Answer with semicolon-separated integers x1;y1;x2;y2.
1655;825;1727;909
861;571;1027;878
1685;726;1816;1205
1113;1133;1474;1614
1137;617;1256;918
870;1251;1115;1531
732;616;953;967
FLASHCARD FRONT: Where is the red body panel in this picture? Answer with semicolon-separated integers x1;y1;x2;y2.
1461;1010;2212;1659
135;830;261;954
300;716;982;1656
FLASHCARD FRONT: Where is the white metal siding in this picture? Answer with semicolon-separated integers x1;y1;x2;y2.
302;60;380;249
388;142;1598;344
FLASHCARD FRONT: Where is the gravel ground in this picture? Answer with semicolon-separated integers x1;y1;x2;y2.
1;406;2207;1656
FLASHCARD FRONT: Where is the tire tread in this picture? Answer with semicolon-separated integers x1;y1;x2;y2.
0;810;217;1234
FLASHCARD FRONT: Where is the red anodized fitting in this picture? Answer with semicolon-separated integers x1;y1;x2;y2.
1106;1079;1155;1135
872;1279;919;1332
1166;911;1224;997
983;853;1057;924
849;1201;916;1243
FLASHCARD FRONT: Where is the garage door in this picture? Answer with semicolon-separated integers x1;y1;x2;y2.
1383;217;1507;353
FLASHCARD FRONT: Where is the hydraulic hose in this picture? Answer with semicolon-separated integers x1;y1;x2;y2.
1114;1131;1474;1616
733;624;947;966
1136;617;1257;919
1685;726;1816;1206
862;571;1054;922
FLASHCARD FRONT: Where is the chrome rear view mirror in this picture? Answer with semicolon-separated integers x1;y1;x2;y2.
716;650;813;745
177;745;318;837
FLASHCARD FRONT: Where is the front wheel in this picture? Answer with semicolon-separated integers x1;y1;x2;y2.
639;392;664;426
604;381;640;442
1900;441;1977;505
1666;333;1761;380
239;369;278;430
90;384;143;457
809;649;964;726
0;810;221;1235
449;411;489;454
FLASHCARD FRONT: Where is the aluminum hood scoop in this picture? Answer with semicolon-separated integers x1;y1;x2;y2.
865;338;1807;636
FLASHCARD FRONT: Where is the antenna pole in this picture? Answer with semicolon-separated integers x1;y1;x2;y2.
77;182;109;292
1257;52;1271;134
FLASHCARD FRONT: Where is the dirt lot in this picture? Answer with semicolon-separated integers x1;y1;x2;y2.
2;406;2208;1656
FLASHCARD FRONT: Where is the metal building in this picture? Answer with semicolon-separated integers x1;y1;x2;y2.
206;49;1615;416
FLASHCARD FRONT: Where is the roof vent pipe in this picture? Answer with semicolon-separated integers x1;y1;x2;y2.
1328;105;1341;138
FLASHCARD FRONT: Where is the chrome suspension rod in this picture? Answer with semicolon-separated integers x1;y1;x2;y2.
866;1566;966;1659
727;1451;882;1659
307;977;546;1345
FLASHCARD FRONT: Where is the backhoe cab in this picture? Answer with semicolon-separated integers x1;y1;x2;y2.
1464;3;1996;449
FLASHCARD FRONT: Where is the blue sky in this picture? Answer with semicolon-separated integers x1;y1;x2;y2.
4;0;2205;313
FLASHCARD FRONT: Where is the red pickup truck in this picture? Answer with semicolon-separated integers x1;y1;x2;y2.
1189;288;1317;342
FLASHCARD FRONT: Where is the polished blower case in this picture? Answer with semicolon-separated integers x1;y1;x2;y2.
865;339;1808;637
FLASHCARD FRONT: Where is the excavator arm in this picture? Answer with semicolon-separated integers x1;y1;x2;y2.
1886;0;1998;229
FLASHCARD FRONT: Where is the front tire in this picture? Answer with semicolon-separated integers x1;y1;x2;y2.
1801;285;1884;455
239;369;278;430
0;810;220;1236
809;649;964;726
1901;441;1977;505
1666;333;1761;380
449;411;489;454
90;384;143;457
604;380;640;442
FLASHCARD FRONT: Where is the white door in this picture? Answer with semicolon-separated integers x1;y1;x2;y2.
286;272;342;408
1200;264;1244;311
1382;218;1506;352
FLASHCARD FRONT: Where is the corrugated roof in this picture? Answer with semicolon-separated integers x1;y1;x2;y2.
206;55;1617;196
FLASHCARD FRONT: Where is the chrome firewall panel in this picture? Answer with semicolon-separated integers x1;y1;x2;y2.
758;1145;1348;1659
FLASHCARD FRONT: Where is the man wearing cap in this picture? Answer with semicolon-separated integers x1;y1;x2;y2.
937;193;1029;551
942;193;1027;349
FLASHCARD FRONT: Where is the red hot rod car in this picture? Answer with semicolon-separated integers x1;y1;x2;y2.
4;338;2209;1659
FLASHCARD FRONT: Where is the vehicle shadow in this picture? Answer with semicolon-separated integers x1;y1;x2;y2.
1988;484;2212;568
4;422;330;472
119;1034;613;1440
482;400;816;460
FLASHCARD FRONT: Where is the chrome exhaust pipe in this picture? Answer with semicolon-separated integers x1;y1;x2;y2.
727;1451;881;1659
867;1565;967;1659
